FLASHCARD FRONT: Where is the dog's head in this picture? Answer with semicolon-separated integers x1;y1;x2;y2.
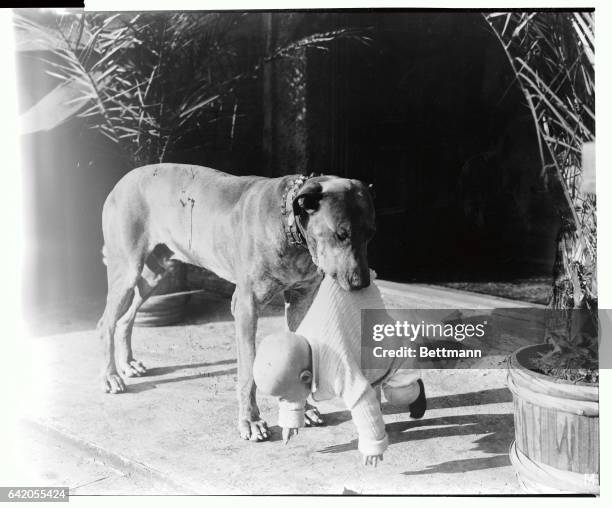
293;176;376;291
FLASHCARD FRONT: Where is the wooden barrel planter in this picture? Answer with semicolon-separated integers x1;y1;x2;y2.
185;265;235;306
135;262;191;327
507;344;599;494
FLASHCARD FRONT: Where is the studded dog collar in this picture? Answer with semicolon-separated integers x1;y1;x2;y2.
280;173;320;247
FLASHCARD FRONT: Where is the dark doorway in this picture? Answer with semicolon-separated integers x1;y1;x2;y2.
306;12;559;283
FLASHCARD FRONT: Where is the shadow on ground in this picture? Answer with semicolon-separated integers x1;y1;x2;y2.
145;358;236;377
322;387;512;426
319;412;513;473
128;358;238;393
318;388;514;476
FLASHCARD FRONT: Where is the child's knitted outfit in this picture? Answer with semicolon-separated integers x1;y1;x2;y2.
278;272;421;456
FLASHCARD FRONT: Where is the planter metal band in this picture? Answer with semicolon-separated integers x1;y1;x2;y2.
506;373;599;416
509;441;599;495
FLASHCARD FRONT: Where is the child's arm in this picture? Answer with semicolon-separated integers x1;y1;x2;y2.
348;384;389;465
278;398;306;444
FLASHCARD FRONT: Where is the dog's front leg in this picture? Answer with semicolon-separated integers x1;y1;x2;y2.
283;279;322;332
284;281;325;427
232;285;269;441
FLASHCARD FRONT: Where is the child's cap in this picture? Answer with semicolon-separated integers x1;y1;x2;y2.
254;331;312;397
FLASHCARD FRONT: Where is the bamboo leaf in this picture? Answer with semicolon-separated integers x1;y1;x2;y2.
511;13;536;39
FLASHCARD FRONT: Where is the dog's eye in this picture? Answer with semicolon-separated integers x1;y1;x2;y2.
336;230;349;242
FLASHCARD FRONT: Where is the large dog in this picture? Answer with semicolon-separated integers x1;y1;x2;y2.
98;164;376;440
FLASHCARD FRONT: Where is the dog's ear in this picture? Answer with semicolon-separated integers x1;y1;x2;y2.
299;369;313;384
293;180;323;215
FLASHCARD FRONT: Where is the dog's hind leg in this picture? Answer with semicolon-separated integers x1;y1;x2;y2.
113;275;153;379
99;256;144;394
115;252;176;378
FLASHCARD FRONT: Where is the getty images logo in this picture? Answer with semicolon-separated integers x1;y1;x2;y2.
371;320;488;342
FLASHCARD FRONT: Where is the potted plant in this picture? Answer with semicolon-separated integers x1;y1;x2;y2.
485;12;598;494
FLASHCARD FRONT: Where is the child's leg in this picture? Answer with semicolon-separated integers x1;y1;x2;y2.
381;360;425;411
382;381;420;406
374;384;382;405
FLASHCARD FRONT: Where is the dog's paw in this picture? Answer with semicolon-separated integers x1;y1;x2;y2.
119;359;147;378
304;405;324;426
103;372;127;394
238;418;269;442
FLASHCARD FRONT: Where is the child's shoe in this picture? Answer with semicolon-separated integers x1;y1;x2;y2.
408;379;426;419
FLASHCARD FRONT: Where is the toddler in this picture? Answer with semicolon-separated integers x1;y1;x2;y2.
253;271;425;466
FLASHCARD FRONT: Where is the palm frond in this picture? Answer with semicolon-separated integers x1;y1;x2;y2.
484;11;597;373
17;12;371;166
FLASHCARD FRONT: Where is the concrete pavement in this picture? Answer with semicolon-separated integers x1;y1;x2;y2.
12;285;541;495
